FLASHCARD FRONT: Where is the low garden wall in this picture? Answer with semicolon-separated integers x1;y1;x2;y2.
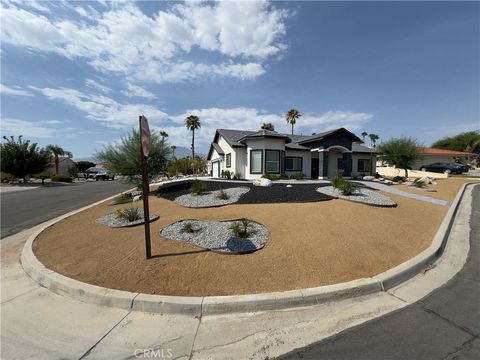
376;166;448;179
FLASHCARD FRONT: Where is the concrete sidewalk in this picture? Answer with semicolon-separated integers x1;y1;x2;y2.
0;185;475;360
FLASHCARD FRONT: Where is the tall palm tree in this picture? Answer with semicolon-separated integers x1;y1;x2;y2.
46;144;72;175
285;109;301;135
368;133;379;147
261;123;275;131
361;131;368;143
171;145;177;158
160;131;169;142
185;115;201;160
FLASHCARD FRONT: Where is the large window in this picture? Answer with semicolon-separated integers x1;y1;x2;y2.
358;159;371;172
250;150;263;174
285;157;302;172
265;150;280;173
226;153;231;168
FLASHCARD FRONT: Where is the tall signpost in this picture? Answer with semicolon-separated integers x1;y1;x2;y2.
139;115;151;259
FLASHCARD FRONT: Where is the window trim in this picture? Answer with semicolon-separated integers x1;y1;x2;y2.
265;149;281;174
357;159;371;172
226;153;231;168
249;149;263;174
285;156;303;172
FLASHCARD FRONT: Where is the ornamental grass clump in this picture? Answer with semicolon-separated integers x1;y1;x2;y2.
331;169;359;196
180;221;201;234
412;178;427;188
216;189;230;200
190;180;207;195
116;207;142;222
229;219;252;238
111;193;134;205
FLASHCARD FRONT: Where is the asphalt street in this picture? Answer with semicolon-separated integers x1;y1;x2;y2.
1;180;133;239
279;185;480;360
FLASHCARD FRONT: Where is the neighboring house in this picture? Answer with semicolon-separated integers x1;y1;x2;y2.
207;128;376;180
46;157;77;176
412;148;475;169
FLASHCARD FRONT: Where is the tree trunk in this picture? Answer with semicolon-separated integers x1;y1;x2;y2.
291;123;294;135
192;129;195;174
404;168;409;178
55;156;59;175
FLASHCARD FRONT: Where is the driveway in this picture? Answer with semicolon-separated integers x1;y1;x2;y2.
0;180;133;239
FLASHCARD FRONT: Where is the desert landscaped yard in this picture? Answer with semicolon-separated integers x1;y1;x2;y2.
32;178;475;296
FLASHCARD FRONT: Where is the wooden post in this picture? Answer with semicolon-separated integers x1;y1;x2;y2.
139;116;151;259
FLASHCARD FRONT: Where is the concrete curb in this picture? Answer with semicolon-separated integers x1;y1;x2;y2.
21;182;477;315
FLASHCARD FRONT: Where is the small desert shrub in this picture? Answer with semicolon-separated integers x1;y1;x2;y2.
112;193;133;205
262;173;282;181
221;170;232;179
190;180;207;195
217;189;230;200
392;176;406;183
375;172;381;179
180;221;200;233
51;174;73;183
412;178;427;188
291;172;305;180
331;169;344;188
337;180;359;196
1;172;15;183
116;207;142;222
229;218;252;238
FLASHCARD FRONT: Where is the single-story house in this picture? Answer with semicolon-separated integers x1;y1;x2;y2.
46;156;77;176
412;148;475;169
207;127;376;180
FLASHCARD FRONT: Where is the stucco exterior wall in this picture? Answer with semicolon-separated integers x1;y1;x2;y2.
284;149;311;178
412;154;470;169
245;138;286;180
351;153;377;178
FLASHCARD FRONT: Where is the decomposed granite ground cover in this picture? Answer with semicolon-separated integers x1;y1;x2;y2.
33;179;459;296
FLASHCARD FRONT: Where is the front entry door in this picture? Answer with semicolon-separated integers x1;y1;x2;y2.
311;159;319;179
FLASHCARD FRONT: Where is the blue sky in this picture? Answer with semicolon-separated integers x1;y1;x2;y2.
1;0;479;159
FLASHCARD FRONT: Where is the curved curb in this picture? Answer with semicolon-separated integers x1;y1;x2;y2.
21;182;477;315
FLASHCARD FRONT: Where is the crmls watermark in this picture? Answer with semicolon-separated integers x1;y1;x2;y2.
134;348;173;358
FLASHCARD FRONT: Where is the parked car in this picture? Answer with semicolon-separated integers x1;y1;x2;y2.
78;167;115;181
419;163;464;174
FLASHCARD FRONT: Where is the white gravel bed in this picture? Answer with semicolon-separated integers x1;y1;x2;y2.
96;211;159;228
160;219;268;254
316;186;397;207
174;187;250;208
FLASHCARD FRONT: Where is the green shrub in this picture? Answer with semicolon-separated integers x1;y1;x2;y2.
180;221;200;233
111;193;134;205
229;218;252;238
221;170;232;179
392;176;406;183
337;180;359;196
412;178;427;188
51;174;73;183
216;189;230;200
116;207;142;222
262;173;281;181
190;180;207;195
331;169;344;188
291;172;305;180
1;172;15;183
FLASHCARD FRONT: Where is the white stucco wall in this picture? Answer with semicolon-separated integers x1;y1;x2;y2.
245;138;286;180
352;153;376;177
284;149;311;178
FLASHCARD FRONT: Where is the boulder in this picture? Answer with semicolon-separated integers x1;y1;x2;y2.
363;176;375;181
286;184;293;188
259;178;272;187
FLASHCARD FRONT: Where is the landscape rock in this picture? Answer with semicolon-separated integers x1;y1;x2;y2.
253;178;272;187
363;176;375;181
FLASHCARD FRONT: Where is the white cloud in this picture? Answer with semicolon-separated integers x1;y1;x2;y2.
85;79;112;94
1;118;54;138
122;83;156;100
1;1;288;83
0;84;34;96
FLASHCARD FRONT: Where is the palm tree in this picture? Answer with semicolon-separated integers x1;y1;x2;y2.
46;144;73;175
160;131;169;142
261;123;275;131
285;109;301;135
171;145;177;158
185;115;201;160
368;133;379;147
361;131;368;143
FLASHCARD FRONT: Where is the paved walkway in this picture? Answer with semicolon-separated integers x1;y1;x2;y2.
0;185;475;360
280;185;479;360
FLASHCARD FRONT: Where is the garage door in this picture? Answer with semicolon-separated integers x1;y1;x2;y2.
212;161;220;177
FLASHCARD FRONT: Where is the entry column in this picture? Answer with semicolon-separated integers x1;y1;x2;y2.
318;150;329;179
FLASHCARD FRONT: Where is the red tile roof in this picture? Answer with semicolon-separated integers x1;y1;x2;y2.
418;147;475;156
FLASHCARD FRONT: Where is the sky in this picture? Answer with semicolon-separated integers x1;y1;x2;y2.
1;0;479;159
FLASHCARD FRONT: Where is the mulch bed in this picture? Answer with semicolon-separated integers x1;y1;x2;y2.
156;180;334;204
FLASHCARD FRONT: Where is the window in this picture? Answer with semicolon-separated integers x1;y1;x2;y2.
358;159;371;172
250;150;263;174
285;157;302;172
265;150;280;173
226;153;231;168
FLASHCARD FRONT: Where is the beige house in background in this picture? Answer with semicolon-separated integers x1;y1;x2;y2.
412;148;475;169
46;157;77;176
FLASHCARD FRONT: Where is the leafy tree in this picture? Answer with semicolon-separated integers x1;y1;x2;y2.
95;128;172;183
166;156;207;177
261;123;275;131
185;115;201;160
368;133;379;147
378;137;423;178
285;108;301;135
1;136;50;182
45;144;73;175
76;161;96;172
431;131;480;153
